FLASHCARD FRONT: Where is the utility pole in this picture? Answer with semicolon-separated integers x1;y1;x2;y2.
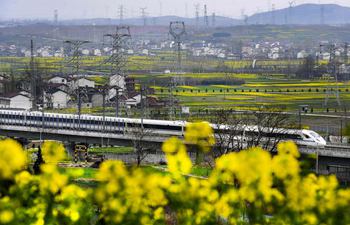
30;39;37;110
140;84;145;129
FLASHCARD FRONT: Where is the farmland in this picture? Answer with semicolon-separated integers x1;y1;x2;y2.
145;72;350;113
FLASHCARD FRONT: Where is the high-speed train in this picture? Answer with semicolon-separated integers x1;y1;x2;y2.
0;109;327;147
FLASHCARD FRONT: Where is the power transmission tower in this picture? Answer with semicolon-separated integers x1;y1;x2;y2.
104;26;131;117
140;7;147;26
288;1;295;24
104;26;131;76
204;5;209;27
271;4;276;25
320;4;325;25
30;39;37;110
64;40;90;75
241;9;248;25
170;21;186;74
118;5;124;23
320;43;341;106
169;21;186;120
54;9;58;24
195;4;200;27
344;42;349;65
212;13;216;27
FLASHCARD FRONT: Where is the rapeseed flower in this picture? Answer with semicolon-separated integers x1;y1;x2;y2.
185;122;215;152
0;139;26;179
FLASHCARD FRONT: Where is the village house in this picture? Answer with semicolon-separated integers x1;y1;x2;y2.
48;76;68;85
73;77;95;89
1;93;32;110
45;89;70;109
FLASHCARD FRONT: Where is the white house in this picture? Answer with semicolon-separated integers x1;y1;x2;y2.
45;90;70;109
0;97;10;108
125;94;141;107
5;93;32;110
49;76;67;85
110;74;126;89
297;50;308;59
74;77;95;89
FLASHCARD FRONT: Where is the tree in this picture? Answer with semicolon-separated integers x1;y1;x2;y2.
209;109;246;158
296;54;315;79
33;146;45;174
209;107;290;158
128;125;155;166
245;107;290;151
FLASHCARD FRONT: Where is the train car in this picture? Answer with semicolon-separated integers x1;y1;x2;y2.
0;109;326;147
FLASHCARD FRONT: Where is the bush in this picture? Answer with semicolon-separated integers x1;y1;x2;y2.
0;124;350;225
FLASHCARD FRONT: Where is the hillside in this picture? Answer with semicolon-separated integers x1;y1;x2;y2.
248;4;350;25
60;16;241;27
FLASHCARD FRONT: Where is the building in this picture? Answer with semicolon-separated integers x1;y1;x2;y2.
45;89;70;109
110;74;126;90
73;77;95;89
2;93;32;109
91;92;103;108
48;76;67;85
125;93;141;108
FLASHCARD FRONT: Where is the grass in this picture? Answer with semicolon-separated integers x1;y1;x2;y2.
88;147;133;154
60;167;98;179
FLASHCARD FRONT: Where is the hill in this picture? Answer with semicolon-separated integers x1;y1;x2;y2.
248;4;350;25
60;16;241;27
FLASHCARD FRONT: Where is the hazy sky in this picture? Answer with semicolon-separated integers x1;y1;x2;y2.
1;0;350;20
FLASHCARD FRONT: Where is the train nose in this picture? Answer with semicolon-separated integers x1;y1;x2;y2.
318;138;327;146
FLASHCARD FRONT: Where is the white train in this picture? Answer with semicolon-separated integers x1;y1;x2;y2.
0;109;327;147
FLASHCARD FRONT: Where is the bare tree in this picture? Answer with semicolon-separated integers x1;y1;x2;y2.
209;107;290;158
128;125;155;166
209;109;246;158
245;107;290;152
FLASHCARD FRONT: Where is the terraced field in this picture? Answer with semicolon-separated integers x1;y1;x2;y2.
149;73;350;113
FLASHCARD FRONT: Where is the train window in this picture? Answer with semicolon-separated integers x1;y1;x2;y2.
304;134;311;139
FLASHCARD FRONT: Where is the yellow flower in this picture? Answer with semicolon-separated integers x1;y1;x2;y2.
0;210;14;224
162;137;186;154
277;141;300;158
15;171;32;187
0;139;27;179
166;147;192;176
185;122;215;152
42;141;66;163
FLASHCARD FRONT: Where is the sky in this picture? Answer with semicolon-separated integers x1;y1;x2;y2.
0;0;350;20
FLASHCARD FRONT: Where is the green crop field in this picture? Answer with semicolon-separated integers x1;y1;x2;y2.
150;73;350;113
